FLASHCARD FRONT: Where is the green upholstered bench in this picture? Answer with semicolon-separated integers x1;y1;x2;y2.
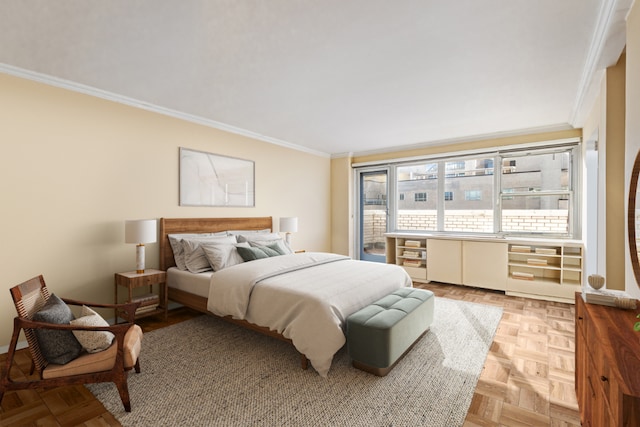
346;288;434;376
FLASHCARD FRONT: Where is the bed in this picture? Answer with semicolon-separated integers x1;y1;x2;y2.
159;217;413;376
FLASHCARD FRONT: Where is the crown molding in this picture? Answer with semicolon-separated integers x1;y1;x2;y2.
569;0;632;126
0;63;330;158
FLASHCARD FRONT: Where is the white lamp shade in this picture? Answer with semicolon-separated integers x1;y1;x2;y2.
125;219;157;244
279;217;298;233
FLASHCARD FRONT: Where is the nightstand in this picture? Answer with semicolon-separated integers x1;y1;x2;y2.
115;269;167;321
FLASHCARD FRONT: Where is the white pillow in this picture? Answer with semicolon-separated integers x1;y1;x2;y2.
203;242;250;271
238;233;292;254
70;306;114;353
182;235;237;273
168;233;217;270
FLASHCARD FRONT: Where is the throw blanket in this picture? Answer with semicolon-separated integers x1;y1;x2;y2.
207;252;412;376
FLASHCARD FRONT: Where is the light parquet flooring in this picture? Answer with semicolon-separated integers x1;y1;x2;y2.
413;282;580;427
0;284;580;426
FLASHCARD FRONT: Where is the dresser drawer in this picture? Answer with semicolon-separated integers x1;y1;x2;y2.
575;292;640;426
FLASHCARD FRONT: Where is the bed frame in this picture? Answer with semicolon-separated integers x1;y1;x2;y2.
158;217;308;369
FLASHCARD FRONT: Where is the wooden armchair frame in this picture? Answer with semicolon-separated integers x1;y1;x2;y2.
0;275;142;412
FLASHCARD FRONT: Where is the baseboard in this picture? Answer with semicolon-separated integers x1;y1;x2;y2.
0;340;28;355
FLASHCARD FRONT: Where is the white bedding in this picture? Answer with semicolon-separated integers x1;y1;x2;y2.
167;267;212;298
207;252;412;377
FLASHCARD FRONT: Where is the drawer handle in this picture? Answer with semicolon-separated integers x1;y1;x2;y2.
600;376;608;382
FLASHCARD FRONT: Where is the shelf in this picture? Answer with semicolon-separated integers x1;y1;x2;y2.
393;237;428;282
133;307;165;319
509;275;561;285
506;242;583;302
508;261;561;270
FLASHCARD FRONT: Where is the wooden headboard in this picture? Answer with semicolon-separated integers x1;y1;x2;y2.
159;217;273;271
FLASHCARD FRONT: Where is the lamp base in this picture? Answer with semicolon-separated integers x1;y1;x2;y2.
135;244;146;274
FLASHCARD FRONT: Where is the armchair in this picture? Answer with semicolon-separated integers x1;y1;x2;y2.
0;275;143;412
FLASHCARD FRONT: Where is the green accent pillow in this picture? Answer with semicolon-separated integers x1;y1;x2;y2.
236;245;282;261
263;242;287;255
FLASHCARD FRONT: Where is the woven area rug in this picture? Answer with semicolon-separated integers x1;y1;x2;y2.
87;297;503;427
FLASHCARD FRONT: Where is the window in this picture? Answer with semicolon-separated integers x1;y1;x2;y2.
396;163;438;230
444;157;493;232
364;141;579;238
500;150;572;235
446;161;465;174
465;190;482;201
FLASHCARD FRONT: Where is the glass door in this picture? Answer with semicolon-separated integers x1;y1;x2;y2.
358;170;389;262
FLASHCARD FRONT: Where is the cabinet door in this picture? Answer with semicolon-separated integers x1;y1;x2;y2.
462;241;507;290
427;239;462;284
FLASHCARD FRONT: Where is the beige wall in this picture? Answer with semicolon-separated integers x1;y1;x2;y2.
604;54;627;290
0;73;331;347
330;156;353;256
626;2;640;299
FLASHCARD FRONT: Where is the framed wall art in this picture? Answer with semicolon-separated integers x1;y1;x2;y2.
179;147;255;207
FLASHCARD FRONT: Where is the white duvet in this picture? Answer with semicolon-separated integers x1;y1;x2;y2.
207;252;412;377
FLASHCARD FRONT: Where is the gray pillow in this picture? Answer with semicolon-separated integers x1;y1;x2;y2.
203;242;250;271
238;233;293;255
168;233;227;270
182;235;238;273
236;244;282;261
33;294;83;365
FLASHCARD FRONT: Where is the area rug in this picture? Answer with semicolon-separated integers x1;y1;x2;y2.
87;297;503;427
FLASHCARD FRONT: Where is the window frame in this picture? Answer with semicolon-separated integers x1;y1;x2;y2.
354;139;581;239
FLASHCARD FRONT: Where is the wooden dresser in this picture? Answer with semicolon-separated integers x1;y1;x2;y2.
575;293;640;426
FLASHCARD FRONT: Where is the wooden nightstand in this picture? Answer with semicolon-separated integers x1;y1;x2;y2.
115;269;167;321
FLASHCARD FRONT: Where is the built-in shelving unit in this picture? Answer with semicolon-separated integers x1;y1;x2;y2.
393;237;428;282
385;233;583;303
507;242;583;302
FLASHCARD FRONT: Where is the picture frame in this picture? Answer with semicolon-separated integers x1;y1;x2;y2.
179;147;255;207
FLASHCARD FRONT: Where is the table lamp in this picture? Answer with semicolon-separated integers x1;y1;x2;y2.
279;217;298;246
125;219;157;273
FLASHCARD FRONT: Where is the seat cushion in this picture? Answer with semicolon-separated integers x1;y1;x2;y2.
43;324;143;379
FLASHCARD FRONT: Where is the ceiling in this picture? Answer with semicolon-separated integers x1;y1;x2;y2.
0;1;632;157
